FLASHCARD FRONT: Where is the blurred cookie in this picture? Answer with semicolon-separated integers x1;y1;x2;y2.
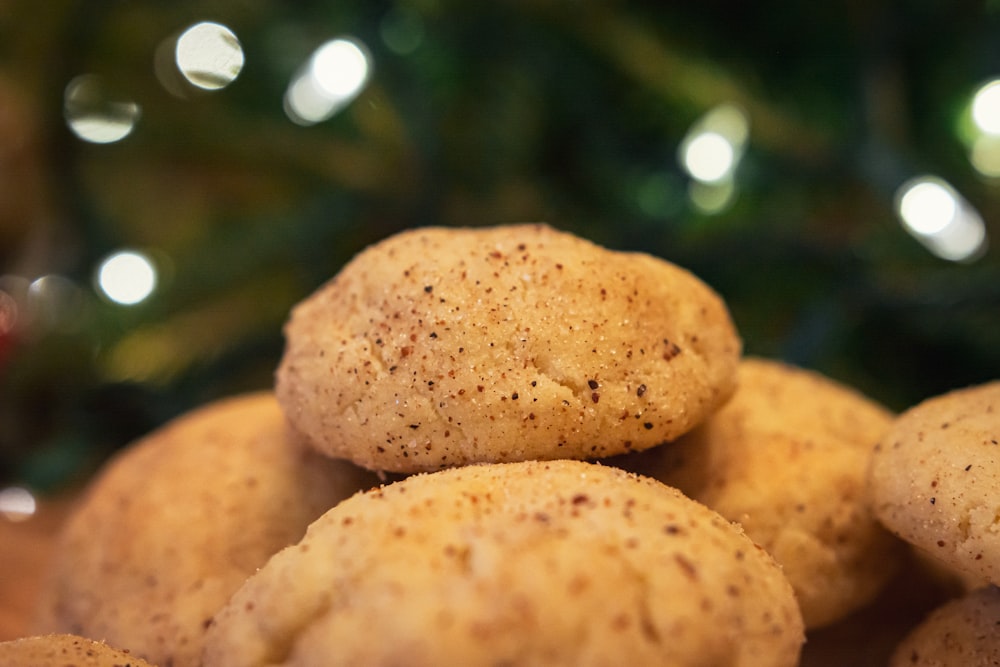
37;392;379;667
612;357;900;628
0;634;154;666
276;223;741;473
203;459;803;667
869;381;1000;585
799;546;967;667
889;585;1000;666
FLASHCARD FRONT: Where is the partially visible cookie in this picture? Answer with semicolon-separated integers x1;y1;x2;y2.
0;634;154;667
37;392;379;667
202;460;804;667
868;381;1000;585
889;585;1000;666
612;357;900;628
276;224;741;473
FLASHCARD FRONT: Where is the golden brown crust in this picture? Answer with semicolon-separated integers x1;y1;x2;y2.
869;381;1000;585
612;357;900;628
203;459;803;667
276;224;741;472
36;392;379;667
0;634;155;667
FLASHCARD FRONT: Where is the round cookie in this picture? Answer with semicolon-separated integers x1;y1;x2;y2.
276;223;741;473
0;634;155;667
868;381;1000;585
889;585;1000;666
611;357;900;628
37;392;379;667
202;459;804;667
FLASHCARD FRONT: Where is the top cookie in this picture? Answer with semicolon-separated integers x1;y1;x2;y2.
276;224;741;472
869;380;1000;584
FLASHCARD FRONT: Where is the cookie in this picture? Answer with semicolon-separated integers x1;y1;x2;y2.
202;459;804;667
276;223;741;472
889;585;1000;666
0;634;154;666
799;547;967;667
36;392;379;667
868;380;1000;585
611;357;900;628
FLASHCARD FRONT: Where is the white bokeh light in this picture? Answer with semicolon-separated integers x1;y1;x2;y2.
96;250;157;305
682;132;735;183
678;104;749;187
897;179;957;236
285;37;372;125
895;177;987;262
0;486;36;522
175;21;245;90
972;80;1000;136
64;75;141;144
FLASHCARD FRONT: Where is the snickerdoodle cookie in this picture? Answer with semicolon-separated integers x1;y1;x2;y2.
0;634;155;667
202;459;803;667
889;585;1000;666
37;392;379;667
612;357;900;628
276;224;741;473
869;380;1000;585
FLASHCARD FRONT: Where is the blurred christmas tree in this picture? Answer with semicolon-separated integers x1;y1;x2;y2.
0;0;998;491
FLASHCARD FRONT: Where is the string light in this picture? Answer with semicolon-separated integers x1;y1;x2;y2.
0;486;36;522
894;176;987;262
284;37;372;125
96;250;158;305
175;21;245;91
63;75;140;144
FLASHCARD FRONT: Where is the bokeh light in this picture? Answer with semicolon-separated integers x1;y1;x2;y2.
970;134;1000;177
897;179;956;236
27;275;85;332
63;75;141;144
0;486;36;522
175;21;245;91
96;250;158;305
895;177;987;262
971;79;1000;136
689;179;737;215
678;104;749;215
682;132;735;183
284;37;372;125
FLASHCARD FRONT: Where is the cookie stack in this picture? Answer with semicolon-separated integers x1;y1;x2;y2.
10;223;997;666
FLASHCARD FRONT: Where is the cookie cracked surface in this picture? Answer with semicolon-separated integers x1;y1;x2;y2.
202;459;803;667
276;224;741;472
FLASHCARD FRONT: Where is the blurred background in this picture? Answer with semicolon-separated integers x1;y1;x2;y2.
1;0;999;496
